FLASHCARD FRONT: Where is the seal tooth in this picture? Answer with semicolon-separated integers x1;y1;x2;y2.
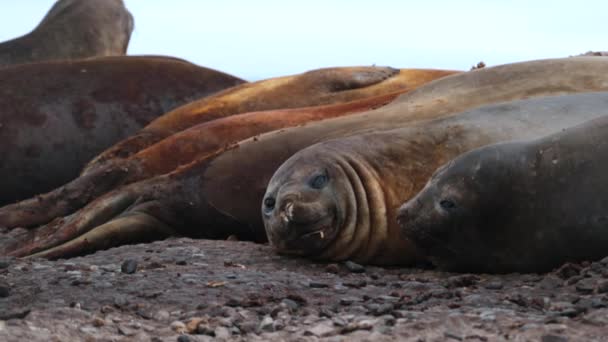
285;202;295;220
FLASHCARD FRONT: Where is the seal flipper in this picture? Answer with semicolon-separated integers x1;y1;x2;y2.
302;66;400;92
26;212;176;260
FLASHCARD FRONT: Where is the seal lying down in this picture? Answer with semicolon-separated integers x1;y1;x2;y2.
263;92;608;265
5;58;608;260
398;114;608;273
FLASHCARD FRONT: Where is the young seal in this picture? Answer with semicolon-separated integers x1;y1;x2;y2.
398;115;608;273
0;56;244;204
263;92;608;265
0;0;134;67
7;57;608;259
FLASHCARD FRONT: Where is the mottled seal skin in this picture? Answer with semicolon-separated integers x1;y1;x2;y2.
398;115;608;273
84;67;459;169
263;92;608;265
0;0;134;67
8;57;608;259
0;56;244;204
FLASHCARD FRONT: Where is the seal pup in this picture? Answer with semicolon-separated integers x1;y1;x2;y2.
398;115;608;273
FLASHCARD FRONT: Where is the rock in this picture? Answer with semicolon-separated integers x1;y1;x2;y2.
121;259;138;274
0;284;10;298
0;258;11;269
170;321;187;333
555;263;582;279
91;316;106;327
305;321;336;337
575;278;595;294
259;315;274;332
186;317;206;333
446;274;480;288
340;296;362;306
483;281;503;290
280;299;299;312
177;335;191;342
541;334;568;342
215;326;231;339
344;261;365;273
309;281;329;288
325;264;340;274
597;280;608;293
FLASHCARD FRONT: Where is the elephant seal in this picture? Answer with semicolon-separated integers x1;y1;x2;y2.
83;67;458;169
0;56;244;204
398;115;608;273
263;92;608;265
7;57;608;259
0;0;133;67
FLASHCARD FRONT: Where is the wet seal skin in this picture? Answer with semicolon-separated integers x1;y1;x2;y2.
7;57;608;260
0;55;244;204
263;92;608;265
398;114;608;273
0;67;457;229
0;0;134;67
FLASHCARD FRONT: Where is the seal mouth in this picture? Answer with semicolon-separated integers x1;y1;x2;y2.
273;214;338;256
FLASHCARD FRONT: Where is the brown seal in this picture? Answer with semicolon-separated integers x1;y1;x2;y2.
7;57;608;259
263;92;608;265
0;68;457;228
398;113;608;273
0;0;134;67
0;55;244;204
83;67;458;170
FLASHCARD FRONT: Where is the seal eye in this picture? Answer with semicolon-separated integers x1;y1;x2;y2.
439;199;456;210
309;173;329;189
263;197;276;212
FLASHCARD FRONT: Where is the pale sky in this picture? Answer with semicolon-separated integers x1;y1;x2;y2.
0;0;606;80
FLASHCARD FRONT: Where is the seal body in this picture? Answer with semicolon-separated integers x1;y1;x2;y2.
398;115;608;273
0;0;134;67
83;67;459;169
9;57;608;259
0;56;244;203
263;92;608;265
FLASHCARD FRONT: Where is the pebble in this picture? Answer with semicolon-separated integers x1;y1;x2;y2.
0;259;10;269
280;298;299;312
176;335;191;342
344;261;365;273
259;315;274;332
575;278;595;294
325;263;340;274
541;334;568;342
91;316;106;327
305;321;336;337
121;259;138;274
340;296;362;306
215;326;231;339
0;284;10;298
597;280;608;293
600;256;608;266
309;281;329;288
170;320;187;333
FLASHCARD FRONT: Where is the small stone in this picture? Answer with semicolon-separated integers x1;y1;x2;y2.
0;284;10;298
541;334;568;342
325;263;340;274
556;263;582;279
176;335;191;342
117;325;136;336
121;259;138;274
483;281;503;290
186;317;206;333
170;321;187;333
340;296;361;306
259;315;274;332
305;322;336;337
309;281;329;288
214;327;231;339
344;261;365;273
600;256;608;266
446;274;480;288
597;280;608;293
197;323;215;336
575;278;595;294
92;317;106;327
0;259;10;269
280;298;299;312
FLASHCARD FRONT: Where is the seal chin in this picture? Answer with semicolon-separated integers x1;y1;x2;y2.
271;213;338;256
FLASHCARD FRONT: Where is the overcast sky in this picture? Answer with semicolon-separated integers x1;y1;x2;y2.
0;1;606;80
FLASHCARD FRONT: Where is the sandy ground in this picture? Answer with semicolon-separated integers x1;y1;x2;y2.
1;237;608;341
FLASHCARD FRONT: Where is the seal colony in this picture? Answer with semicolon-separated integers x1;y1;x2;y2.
6;58;608;262
0;0;134;67
1;3;608;273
